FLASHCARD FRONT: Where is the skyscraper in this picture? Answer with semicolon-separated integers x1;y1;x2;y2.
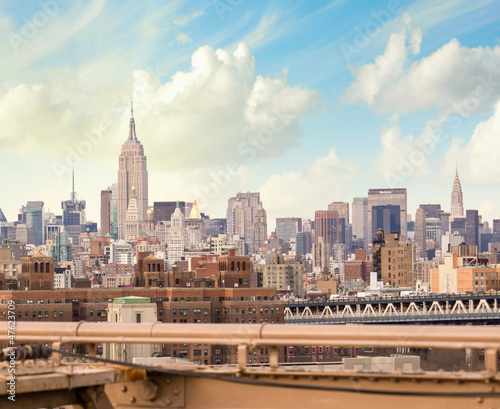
253;205;268;252
296;231;312;255
275;217;301;243
226;192;262;251
465;209;479;247
314;210;345;247
25;201;45;246
167;202;186;268
125;185;141;242
328;202;349;224
118;103;148;240
367;188;407;243
352;197;368;244
61;170;86;246
451;169;464;220
52;232;72;263
100;189;112;237
415;207;426;258
154;201;187;225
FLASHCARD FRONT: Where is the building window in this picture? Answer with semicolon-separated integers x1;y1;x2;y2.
136;313;141;323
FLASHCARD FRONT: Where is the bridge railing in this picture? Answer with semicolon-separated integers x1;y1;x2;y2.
1;321;500;369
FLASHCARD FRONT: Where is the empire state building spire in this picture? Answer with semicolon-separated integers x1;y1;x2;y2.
127;101;139;144
118;102;148;240
451;167;464;220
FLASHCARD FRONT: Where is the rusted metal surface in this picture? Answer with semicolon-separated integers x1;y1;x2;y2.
175;372;500;409
7;389;81;409
0;363;134;394
106;373;185;408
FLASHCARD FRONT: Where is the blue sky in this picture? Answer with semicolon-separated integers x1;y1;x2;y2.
1;0;500;230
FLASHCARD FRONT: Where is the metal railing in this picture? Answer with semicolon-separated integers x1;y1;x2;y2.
2;321;500;351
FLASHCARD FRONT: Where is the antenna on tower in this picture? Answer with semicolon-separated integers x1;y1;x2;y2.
131;99;134;118
71;166;76;201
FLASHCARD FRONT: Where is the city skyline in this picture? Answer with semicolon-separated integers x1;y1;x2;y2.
1;1;500;229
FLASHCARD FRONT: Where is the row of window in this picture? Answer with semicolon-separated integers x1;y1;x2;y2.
7;295;277;305
2;310;66;319
387;250;408;256
475;272;498;278
171;307;280;315
288;346;372;354
171;317;280;324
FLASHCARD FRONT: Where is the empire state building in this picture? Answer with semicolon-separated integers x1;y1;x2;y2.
118;103;148;240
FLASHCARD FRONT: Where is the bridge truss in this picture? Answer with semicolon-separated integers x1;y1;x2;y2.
285;294;500;324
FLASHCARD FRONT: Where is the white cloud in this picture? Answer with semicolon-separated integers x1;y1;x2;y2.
372;122;439;186
479;201;496;224
142;24;161;37
0;43;320;174
343;17;500;115
259;148;359;220
442;100;500;184
175;32;192;44
128;43;320;170
234;11;291;49
173;10;204;26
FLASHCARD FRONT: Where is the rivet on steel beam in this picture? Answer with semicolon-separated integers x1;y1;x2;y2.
476;397;483;403
173;389;179;395
166;398;172;405
130;397;136;403
166;379;171;384
141;380;158;401
121;386;128;392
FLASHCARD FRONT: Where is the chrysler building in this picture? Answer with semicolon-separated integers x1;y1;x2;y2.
118;103;148;240
450;168;464;220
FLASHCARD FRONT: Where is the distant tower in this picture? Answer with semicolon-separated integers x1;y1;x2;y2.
450;168;464;220
61;169;86;246
186;198;206;248
125;184;141;242
167;202;186;268
118;102;149;240
372;228;385;280
253;205;267;252
226;192;261;245
415;207;426;259
188;198;202;219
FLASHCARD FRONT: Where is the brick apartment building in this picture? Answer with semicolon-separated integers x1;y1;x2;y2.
0;286;284;365
381;232;415;287
344;249;373;283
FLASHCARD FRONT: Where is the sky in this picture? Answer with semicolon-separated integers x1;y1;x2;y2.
1;0;500;231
